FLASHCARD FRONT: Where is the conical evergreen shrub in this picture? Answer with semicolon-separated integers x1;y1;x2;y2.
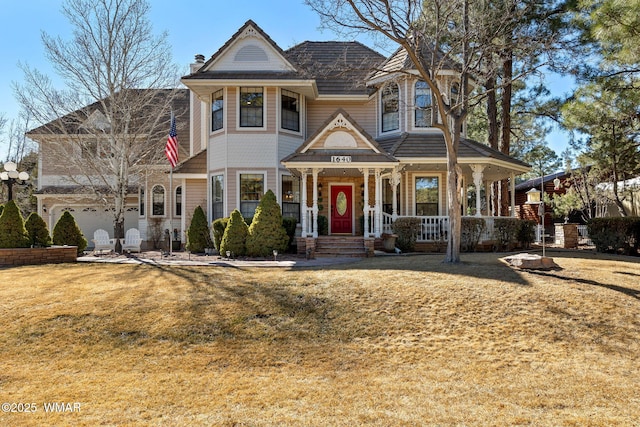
25;212;52;247
0;200;30;248
186;205;213;253
220;209;248;257
246;189;289;257
53;211;87;254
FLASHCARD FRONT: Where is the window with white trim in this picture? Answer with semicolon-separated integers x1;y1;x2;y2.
281;89;300;132
239;87;264;127
415;80;433;128
415;177;439;216
211;89;224;131
240;174;264;218
281;175;300;222
139;187;145;217
212;174;224;221
381;83;399;133
175;186;182;217
152;185;165;216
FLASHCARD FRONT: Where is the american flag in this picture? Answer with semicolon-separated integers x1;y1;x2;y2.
165;113;178;168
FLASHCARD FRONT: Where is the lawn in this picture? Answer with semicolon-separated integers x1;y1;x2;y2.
0;250;638;426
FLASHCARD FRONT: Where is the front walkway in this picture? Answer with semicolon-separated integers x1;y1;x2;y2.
78;250;363;268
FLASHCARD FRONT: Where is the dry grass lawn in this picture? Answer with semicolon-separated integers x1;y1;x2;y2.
0;250;638;426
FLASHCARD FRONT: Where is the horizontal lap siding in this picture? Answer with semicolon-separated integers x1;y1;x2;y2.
306;100;376;137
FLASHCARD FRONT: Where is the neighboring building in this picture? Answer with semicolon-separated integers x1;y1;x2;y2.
30;20;531;254
514;171;569;228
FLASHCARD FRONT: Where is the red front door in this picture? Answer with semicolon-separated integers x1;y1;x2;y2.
330;185;353;234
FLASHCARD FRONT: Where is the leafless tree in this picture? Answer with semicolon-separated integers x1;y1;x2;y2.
306;0;560;262
15;0;181;244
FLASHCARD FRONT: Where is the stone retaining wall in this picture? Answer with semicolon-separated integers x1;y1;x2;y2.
0;246;78;267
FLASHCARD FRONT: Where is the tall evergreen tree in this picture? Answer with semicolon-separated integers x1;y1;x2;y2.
0;200;30;248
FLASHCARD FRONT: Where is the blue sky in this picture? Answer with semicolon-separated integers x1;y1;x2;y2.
0;0;572;160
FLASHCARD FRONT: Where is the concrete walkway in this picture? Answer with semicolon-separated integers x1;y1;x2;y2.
78;250;363;268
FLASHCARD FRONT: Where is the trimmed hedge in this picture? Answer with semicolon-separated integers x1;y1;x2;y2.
246;190;289;257
25;212;52;247
461;217;486;252
52;211;87;255
587;217;640;255
186;206;213;253
391;217;422;252
220;209;248;257
0;200;30;248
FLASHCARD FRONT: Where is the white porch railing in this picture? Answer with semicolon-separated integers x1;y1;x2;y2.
303;206;313;236
365;207;376;237
382;213;503;243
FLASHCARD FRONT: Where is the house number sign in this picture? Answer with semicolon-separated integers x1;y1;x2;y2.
331;155;352;163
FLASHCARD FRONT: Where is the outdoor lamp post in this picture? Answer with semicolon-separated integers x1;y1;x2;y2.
0;161;30;201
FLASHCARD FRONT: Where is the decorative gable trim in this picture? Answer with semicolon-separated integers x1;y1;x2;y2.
299;110;382;154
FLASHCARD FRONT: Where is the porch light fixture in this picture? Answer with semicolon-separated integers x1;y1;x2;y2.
553;177;561;190
318;182;323;197
1;161;30;201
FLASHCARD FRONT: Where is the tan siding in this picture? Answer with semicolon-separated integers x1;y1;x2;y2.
184;179;207;221
266;87;277;131
191;94;202;154
306;100;375;137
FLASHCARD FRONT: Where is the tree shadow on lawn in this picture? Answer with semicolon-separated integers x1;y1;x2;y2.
295;252;532;287
526;269;640;301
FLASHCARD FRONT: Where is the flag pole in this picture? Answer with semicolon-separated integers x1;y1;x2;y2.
169;166;173;256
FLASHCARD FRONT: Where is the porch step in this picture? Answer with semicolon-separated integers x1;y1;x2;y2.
315;236;367;257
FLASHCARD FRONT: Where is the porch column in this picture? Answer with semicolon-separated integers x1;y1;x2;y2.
362;168;369;237
510;172;516;217
390;167;401;220
374;168;382;238
471;164;485;217
312;168;320;238
300;169;308;237
485;179;492;216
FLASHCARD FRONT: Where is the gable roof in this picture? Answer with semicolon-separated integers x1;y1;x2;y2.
282;109;397;165
182;20;385;97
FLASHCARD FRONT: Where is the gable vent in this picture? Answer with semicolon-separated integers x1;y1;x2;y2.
234;45;268;62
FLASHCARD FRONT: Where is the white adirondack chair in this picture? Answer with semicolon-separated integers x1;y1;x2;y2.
122;228;142;253
92;229;118;253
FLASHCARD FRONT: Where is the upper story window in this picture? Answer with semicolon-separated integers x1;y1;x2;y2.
239;87;264;127
281;89;300;132
381;83;399;133
211;89;224;132
152;185;165;216
415;80;432;128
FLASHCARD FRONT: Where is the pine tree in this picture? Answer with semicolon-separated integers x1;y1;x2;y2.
25;212;52;247
246;190;289;257
52;211;87;254
186;205;213;253
220;209;248;257
0;200;30;248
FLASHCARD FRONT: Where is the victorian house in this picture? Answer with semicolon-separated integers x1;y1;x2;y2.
30;20;530;255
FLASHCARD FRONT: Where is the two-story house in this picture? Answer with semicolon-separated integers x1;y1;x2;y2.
31;20;530;255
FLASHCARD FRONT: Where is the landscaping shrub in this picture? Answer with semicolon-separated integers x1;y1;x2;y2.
212;217;229;251
282;217;298;250
25;212;52;247
317;215;328;236
587;217;640;255
391;217;422;252
186;206;213;253
461;217;485;252
246;190;289;257
516;220;536;249
492;218;520;251
220;209;248;257
0;200;30;248
52;211;87;254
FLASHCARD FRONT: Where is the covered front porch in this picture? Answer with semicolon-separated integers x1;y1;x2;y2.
288;163;522;255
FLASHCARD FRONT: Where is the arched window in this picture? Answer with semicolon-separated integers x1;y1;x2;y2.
415;80;432;127
175;186;182;217
381;83;399;132
152;185;165;216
